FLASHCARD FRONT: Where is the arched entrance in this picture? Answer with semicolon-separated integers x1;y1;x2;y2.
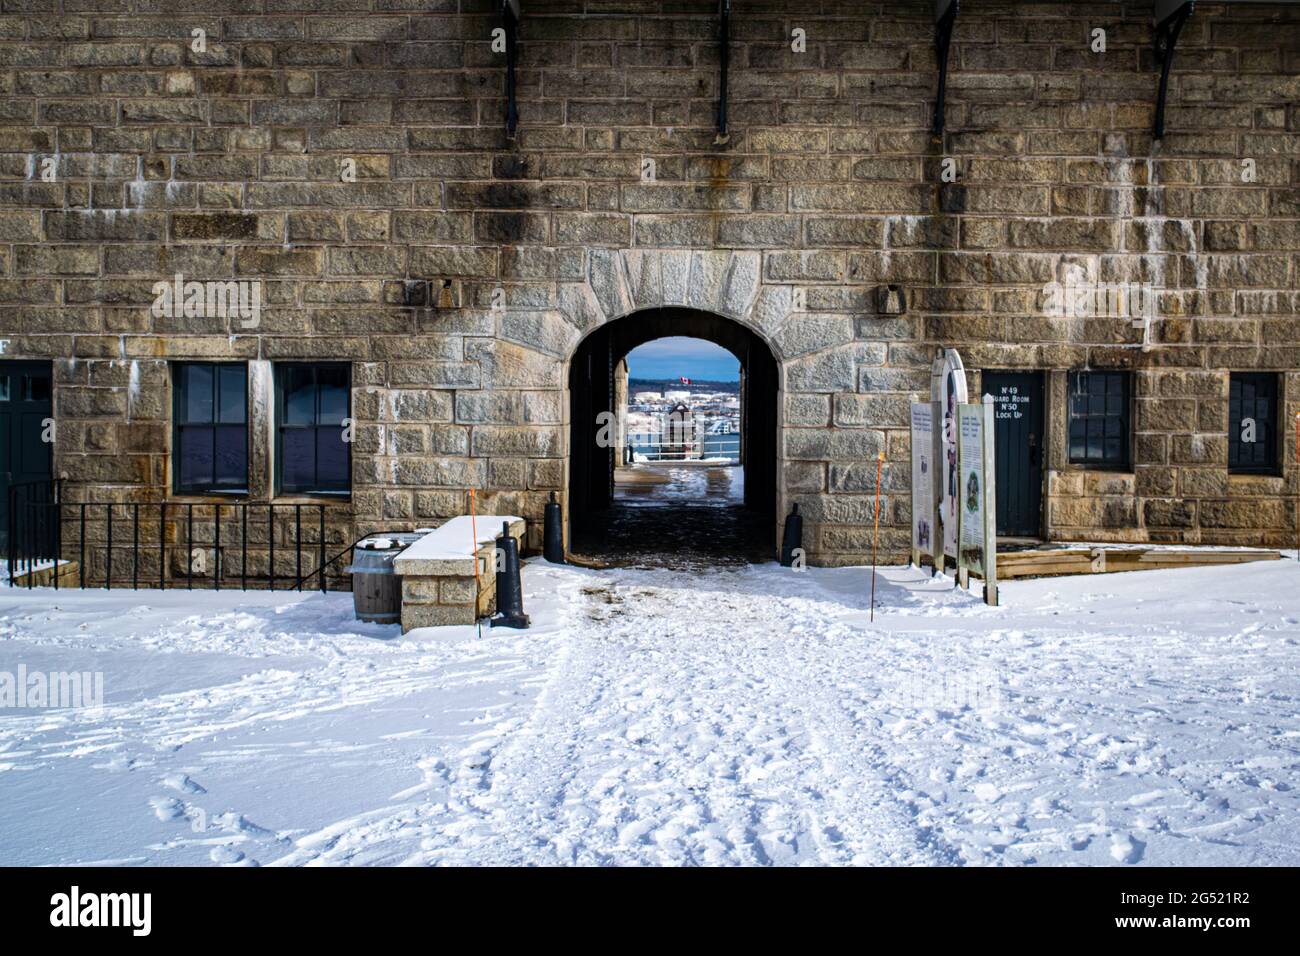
567;308;779;565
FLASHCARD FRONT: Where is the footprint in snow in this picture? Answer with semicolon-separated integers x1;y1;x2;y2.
162;773;206;794
208;846;246;865
1110;833;1146;864
149;797;184;821
973;783;1001;803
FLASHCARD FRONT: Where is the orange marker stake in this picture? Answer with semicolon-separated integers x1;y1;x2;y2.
469;488;482;637
870;451;885;622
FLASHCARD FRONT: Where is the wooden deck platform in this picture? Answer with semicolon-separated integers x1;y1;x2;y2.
6;561;81;588
996;546;1282;580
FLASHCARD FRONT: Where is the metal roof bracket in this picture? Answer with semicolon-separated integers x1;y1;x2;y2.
502;0;520;138
716;0;732;144
1153;0;1194;139
932;0;959;136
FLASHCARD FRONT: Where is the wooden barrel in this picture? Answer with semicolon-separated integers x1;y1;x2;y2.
347;538;408;624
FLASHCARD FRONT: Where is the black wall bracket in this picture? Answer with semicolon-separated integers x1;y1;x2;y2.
716;0;731;143
1153;0;1194;139
932;0;959;136
502;0;520;138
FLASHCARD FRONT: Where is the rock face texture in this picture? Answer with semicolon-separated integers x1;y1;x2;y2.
1;0;1299;569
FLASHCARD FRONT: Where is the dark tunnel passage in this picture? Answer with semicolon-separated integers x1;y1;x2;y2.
567;308;779;568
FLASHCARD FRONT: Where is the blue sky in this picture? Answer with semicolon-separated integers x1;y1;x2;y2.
624;337;740;381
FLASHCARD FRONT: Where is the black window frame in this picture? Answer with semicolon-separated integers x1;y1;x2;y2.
274;362;352;497
172;361;250;496
1228;372;1281;476
1067;370;1132;470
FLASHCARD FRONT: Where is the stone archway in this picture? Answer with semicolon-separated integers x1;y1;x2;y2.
566;306;780;565
549;249;792;564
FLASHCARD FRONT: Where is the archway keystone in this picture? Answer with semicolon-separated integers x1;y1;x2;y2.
566;249;770;352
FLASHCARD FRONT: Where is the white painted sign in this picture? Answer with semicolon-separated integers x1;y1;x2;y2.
958;404;986;575
910;402;937;565
958;397;999;606
931;349;967;564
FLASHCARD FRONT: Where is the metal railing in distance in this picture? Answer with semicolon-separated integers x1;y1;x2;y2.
628;436;741;463
5;482;354;593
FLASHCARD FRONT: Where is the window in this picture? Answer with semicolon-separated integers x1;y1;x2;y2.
1068;371;1131;469
173;363;249;494
1229;372;1280;475
275;363;350;495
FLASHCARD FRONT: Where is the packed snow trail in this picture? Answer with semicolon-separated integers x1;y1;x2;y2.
1;558;1298;866
405;571;958;865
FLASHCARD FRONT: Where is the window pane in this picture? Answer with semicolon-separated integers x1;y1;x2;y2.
213;425;247;488
24;375;50;402
184;365;215;424
1228;373;1278;474
178;426;215;489
218;366;246;424
317;366;348;425
1068;371;1128;467
283;367;316;425
281;428;316;491
0;375;8;401
316;426;350;490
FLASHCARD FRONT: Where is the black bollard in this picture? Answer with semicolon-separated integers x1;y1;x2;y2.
543;491;564;564
779;503;803;567
491;521;531;629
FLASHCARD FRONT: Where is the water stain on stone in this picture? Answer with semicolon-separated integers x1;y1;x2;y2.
939;182;967;215
493;155;531;179
479;211;530;243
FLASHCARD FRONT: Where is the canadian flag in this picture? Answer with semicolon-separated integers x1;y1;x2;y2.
680;376;691;385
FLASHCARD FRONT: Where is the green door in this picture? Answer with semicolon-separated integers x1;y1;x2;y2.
0;361;54;554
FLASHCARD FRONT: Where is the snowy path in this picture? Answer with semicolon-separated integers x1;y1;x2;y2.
1;558;1298;866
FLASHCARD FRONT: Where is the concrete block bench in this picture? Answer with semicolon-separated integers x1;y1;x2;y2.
392;515;525;632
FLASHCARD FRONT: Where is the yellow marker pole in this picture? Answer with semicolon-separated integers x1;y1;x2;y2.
469;488;482;638
870;451;885;622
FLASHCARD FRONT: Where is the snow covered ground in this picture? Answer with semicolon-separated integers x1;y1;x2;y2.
1;556;1298;867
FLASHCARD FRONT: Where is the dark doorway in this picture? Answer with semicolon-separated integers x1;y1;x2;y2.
984;371;1044;539
568;309;778;566
0;361;54;554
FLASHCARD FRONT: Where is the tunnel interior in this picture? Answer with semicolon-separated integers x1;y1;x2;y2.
568;308;779;567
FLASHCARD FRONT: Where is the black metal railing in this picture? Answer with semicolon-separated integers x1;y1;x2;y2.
5;480;358;592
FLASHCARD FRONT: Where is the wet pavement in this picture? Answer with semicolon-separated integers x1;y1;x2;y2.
571;464;773;569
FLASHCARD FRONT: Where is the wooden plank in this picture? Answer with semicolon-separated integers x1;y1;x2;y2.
993;545;1280;579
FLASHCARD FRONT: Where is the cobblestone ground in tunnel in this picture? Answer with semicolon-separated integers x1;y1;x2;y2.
572;464;771;568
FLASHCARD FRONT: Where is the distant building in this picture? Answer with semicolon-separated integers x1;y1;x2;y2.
664;403;697;459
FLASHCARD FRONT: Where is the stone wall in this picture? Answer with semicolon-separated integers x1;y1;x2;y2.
1;0;1298;568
